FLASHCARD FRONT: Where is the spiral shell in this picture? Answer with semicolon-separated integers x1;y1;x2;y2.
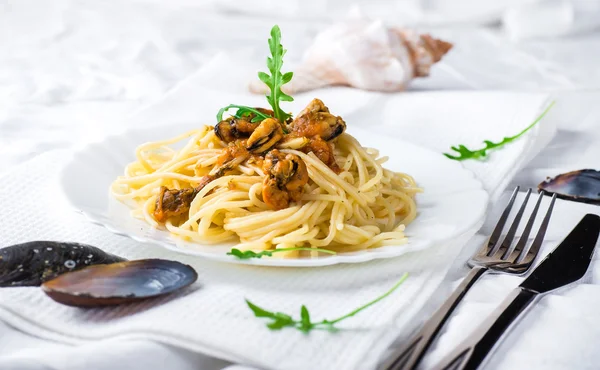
249;19;452;94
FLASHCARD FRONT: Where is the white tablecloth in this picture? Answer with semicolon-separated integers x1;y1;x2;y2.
2;1;600;369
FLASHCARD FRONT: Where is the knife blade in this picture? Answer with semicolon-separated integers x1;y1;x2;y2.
433;213;600;370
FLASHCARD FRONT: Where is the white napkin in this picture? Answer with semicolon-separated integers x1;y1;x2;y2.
420;190;600;370
0;152;466;370
0;68;552;370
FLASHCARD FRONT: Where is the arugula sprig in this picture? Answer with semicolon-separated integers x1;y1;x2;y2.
227;247;336;259
246;273;409;333
444;101;555;161
258;25;294;122
216;105;272;123
215;25;293;125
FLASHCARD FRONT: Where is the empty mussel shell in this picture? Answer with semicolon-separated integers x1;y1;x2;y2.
538;169;600;204
41;259;198;307
0;241;126;287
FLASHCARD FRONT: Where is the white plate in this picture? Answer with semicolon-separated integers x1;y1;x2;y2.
60;124;488;266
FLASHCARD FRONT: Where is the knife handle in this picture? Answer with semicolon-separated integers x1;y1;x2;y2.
433;287;537;370
379;266;487;370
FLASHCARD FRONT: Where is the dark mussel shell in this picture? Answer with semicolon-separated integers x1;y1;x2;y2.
41;259;198;307
538;169;600;204
0;241;126;287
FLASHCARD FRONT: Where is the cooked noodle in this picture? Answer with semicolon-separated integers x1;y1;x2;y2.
111;126;420;255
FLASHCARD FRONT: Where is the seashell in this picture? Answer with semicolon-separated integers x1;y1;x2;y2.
41;259;198;307
538;169;600;204
0;241;126;287
249;18;452;94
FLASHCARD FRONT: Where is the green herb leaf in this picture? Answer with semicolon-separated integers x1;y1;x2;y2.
227;247;336;260
274;312;293;321
227;248;273;259
227;248;244;258
246;299;276;318
299;305;312;332
245;273;409;333
216;104;272;123
444;102;555;161
267;317;295;330
259;25;294;122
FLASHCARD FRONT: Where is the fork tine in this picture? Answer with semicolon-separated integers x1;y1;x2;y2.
515;193;557;263
486;186;520;256
509;191;544;261
494;188;533;259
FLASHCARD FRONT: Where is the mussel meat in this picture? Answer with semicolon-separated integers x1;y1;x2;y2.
538;169;600;204
41;259;198;307
290;98;346;141
246;118;284;153
0;241;126;287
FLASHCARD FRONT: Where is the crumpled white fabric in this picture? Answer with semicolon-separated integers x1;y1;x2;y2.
503;0;600;40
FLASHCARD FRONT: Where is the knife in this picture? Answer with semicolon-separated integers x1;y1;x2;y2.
432;213;600;370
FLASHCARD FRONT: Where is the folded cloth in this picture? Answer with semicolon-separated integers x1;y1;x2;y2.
0;152;468;370
0;69;552;370
420;190;600;370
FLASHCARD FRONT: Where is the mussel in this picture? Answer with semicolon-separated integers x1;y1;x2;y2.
41;259;198;307
290;98;346;141
538;169;600;204
0;241;126;287
246;118;284;153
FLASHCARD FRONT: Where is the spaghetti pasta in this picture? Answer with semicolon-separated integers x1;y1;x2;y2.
111;120;420;255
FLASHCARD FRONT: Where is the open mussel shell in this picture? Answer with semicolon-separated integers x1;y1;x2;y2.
0;241;126;287
538;169;600;204
41;259;198;307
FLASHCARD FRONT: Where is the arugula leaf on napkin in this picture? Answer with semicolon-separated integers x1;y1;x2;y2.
227;247;336;259
216;105;272;123
444;101;555;161
258;25;294;122
246;273;409;333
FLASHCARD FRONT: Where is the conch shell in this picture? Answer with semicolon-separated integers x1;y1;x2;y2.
249;19;452;94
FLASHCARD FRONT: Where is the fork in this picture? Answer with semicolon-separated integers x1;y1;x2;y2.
379;186;557;370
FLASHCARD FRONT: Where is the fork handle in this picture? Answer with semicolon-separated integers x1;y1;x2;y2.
432;287;537;370
380;266;487;370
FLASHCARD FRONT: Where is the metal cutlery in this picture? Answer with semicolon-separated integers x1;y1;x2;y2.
380;187;556;370
433;213;600;370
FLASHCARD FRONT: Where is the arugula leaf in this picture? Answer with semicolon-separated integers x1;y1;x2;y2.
227;247;336;259
267;317;295;330
444;101;555;161
227;248;270;259
299;305;313;333
245;273;409;333
245;300;295;330
258;25;294;122
216;104;272;123
246;299;277;318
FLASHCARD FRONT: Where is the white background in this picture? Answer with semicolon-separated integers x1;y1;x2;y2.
1;0;600;369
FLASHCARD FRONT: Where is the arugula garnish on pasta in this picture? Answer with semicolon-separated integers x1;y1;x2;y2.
217;25;293;123
227;247;336;259
216;105;272;123
258;25;294;122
